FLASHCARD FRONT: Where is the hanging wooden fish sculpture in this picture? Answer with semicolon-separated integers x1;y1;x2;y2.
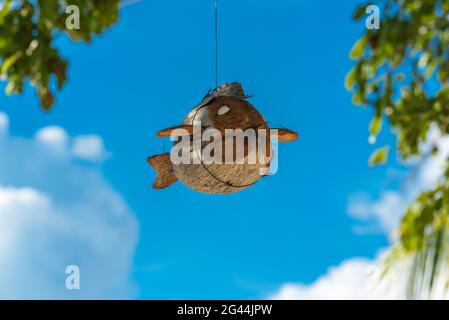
148;82;298;194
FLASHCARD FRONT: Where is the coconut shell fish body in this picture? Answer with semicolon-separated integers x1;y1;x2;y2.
173;95;272;194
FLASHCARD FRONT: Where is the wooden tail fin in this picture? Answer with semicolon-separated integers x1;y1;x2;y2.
147;153;178;189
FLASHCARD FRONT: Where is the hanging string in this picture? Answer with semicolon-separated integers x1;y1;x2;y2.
214;0;219;88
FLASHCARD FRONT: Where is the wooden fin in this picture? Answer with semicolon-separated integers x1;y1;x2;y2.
157;125;194;138
270;128;298;142
147;153;178;189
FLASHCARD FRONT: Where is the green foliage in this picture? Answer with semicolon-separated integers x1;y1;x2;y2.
397;177;449;298
348;0;449;298
368;145;389;167
0;0;119;110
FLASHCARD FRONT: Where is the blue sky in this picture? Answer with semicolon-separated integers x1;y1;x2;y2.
0;0;409;299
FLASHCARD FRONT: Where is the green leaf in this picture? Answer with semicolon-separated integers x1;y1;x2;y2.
439;60;449;83
352;92;364;106
38;87;54;110
369;115;383;137
429;228;444;293
368;146;389;167
1;52;22;75
344;67;357;90
5;81;15;96
350;36;367;59
0;0;12;23
352;5;367;20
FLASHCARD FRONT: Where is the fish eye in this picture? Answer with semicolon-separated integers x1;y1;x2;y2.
218;105;230;116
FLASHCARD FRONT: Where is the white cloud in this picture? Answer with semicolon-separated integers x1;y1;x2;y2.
33;127;108;162
0;112;8;136
270;256;397;300
35;126;69;153
348;191;407;234
0;112;138;299
348;128;449;234
270;252;449;300
72;135;108;162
